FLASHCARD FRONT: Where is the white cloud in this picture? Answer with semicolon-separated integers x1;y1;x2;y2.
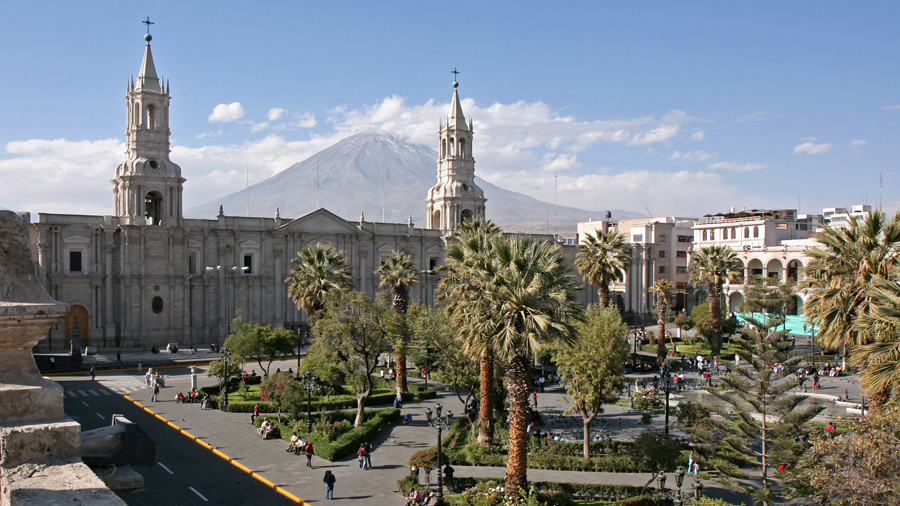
882;104;900;110
794;142;833;155
690;130;705;141
708;161;769;172
850;139;867;146
251;111;316;132
208;102;245;123
267;108;285;121
737;111;768;122
670;150;713;162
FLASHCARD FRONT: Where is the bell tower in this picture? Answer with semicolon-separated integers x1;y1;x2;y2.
112;29;185;227
425;78;486;235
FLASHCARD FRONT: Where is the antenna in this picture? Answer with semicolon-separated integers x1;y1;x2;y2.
644;205;653;218
316;162;320;209
246;164;250;217
880;173;883;209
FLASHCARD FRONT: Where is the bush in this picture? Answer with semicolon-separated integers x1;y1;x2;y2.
428;479;650;505
631;386;660;411
628;430;682;472
255;408;400;461
202;384;434;413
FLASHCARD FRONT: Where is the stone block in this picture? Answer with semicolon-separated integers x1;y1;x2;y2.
1;460;127;506
0;418;81;468
0;380;64;425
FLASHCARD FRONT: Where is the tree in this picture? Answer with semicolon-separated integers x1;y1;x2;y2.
555;304;629;458
478;236;584;494
849;272;900;402
802;210;900;405
691;301;740;348
439;217;504;445
684;329;822;506
206;359;242;395
739;275;796;335
313;290;398;427
376;250;419;394
629;430;681;473
285;243;353;320
688;245;742;356
575;228;632;308
789;405;900;506
650;279;673;365
225;320;296;377
408;303;478;412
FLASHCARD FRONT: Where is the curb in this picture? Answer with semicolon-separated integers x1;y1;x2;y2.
122;394;309;505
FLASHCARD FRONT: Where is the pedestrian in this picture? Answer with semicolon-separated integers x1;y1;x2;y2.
151;382;160;402
364;442;373;469
688;451;694;473
358;444;366;470
251;403;260;424
443;463;455;492
691;461;699;475
90;366;96;381
532;391;537;407
49;356;55;370
735;353;740;367
115;351;123;367
305;440;315;468
323;470;336;500
825;422;835;438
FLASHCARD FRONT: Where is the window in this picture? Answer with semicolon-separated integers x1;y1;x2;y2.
775;223;788;230
676;251;687;258
753;226;759;238
710;230;716;240
429;258;438;270
731;228;736;239
676;266;687;274
677;235;692;243
751;268;763;276
243;254;253;274
188;253;196;275
744;227;750;238
658;266;666;274
633;235;643;242
658;234;666;242
702;230;707;241
799;224;808;230
69;251;82;273
659;250;666;258
152;296;164;314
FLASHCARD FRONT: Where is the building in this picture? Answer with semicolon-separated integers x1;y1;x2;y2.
29;35;499;352
822;204;872;229
577;216;696;322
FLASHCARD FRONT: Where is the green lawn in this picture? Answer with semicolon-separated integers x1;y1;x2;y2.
641;340;745;359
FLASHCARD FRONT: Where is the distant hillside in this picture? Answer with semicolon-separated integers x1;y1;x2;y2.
185;133;641;235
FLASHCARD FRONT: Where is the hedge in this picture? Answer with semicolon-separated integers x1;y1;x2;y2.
254;408;399;461
403;476;659;505
201;383;435;413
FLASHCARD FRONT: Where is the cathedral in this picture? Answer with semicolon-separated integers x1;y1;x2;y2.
29;34;490;352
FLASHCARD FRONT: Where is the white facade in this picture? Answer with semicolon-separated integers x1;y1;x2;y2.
822;204;872;229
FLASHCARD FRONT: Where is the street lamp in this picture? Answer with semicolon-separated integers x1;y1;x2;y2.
653;466;702;505
301;371;317;435
420;270;435;308
655;371;675;434
425;404;453;501
221;346;232;410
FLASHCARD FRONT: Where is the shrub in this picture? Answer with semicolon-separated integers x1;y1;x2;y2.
631;385;660;411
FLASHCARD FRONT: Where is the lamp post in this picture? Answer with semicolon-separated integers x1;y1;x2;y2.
661;371;674;435
425;404;453;501
221;346;232;410
301;371;317;435
205;265;249;347
654;466;702;505
420;269;435;308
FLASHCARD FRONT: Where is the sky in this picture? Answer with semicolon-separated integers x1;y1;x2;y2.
1;1;898;219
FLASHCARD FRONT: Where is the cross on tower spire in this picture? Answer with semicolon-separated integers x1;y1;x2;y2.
142;17;154;34
451;67;460;82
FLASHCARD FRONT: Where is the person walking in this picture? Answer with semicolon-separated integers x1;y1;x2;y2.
151;382;160;402
49;356;55;370
357;444;366;470
114;351;123;368
90;366;96;381
443;463;455;492
251;403;260;424
304;440;315;468
323;470;336;500
364;442;373;469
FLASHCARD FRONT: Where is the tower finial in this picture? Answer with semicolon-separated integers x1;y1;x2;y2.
142;17;154;42
451;67;460;88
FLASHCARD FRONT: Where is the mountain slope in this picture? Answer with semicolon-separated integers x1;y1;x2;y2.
185;133;641;235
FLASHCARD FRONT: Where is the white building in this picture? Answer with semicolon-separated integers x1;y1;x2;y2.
822;204;872;229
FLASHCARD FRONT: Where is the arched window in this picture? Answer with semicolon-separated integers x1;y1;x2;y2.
702;230;707;241
461;209;473;222
744;227;749;238
147;104;156;129
710;230;715;240
144;191;163;226
753;226;759;238
449;137;455;156
432;209;441;230
731;228;736;239
459;138;467;158
441;139;446;158
134;103;141;127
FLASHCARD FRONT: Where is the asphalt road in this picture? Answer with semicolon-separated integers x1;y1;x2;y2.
58;373;298;506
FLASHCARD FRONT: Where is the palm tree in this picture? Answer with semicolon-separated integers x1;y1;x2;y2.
688;245;741;356
802;210;900;351
474;236;584;494
651;278;673;365
439;218;503;445
575;229;632;307
852;273;900;403
376;250;419;393
284;244;353;320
